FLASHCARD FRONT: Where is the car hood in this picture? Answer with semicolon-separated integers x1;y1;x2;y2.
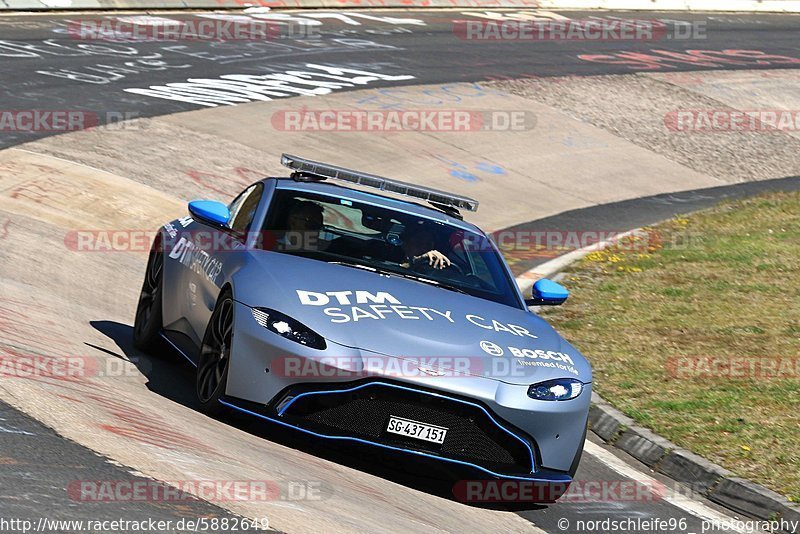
234;252;592;385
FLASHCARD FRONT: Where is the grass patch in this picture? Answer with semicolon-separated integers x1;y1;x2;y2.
545;191;800;502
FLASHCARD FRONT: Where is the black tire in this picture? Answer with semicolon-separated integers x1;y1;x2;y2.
196;289;234;417
568;418;589;478
133;238;164;352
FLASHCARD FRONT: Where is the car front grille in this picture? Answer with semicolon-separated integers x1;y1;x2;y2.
277;381;534;476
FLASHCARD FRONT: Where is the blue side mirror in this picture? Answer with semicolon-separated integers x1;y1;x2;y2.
188;200;230;227
526;279;569;306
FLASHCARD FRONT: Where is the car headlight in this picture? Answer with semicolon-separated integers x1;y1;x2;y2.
251;308;326;350
527;379;583;401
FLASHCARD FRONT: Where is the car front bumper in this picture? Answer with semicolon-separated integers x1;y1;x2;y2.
226;300;590;482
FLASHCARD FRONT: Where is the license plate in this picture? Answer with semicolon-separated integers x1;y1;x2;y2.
386;416;448;444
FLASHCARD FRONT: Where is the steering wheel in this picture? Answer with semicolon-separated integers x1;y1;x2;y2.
446;261;465;275
414;258;464;276
464;273;493;290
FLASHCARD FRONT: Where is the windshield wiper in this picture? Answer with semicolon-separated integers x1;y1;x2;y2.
418;278;470;295
329;261;470;295
329;261;377;273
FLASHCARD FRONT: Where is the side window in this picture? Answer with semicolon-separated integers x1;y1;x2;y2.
228;183;263;237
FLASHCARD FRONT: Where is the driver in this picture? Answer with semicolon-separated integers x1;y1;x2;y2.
279;200;324;251
400;224;451;270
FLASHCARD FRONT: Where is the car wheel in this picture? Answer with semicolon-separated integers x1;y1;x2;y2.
133;238;164;352
196;290;233;416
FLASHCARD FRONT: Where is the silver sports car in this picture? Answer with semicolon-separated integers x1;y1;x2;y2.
133;154;591;500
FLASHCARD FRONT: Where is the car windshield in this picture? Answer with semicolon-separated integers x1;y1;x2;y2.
261;189;522;308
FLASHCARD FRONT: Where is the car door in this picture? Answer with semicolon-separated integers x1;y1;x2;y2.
167;183;264;351
199;182;266;331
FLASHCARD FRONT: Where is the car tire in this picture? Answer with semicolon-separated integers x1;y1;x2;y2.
133;237;165;352
568;418;588;478
196;289;234;417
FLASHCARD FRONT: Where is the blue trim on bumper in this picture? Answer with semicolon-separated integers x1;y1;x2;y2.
159;331;197;368
220;392;569;483
278;381;536;473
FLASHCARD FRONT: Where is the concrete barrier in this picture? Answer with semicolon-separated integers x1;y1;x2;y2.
2;0;800;12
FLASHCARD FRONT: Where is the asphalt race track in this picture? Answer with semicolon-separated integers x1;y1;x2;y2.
1;10;800;148
1;8;799;534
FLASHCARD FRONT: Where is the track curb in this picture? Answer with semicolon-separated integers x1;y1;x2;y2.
516;233;800;532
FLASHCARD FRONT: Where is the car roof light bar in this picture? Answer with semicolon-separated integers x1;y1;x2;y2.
281;153;479;213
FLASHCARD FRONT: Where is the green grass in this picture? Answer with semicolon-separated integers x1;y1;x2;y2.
536;191;800;502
